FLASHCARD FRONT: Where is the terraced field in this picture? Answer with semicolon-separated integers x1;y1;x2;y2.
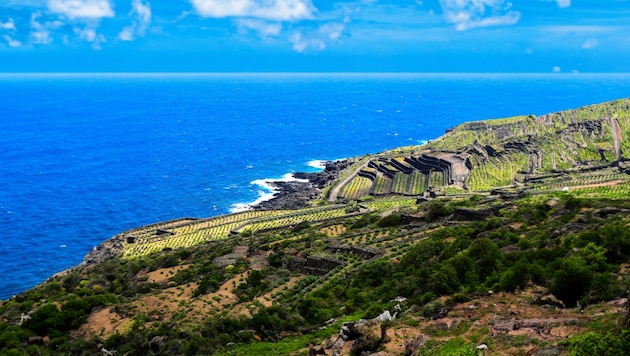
122;205;366;259
337;154;462;199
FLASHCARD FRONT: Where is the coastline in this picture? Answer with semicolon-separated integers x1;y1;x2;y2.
40;158;356;288
246;158;355;211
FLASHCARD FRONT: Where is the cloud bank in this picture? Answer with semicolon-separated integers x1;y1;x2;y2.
439;0;521;31
47;0;115;19
556;0;571;9
189;0;315;21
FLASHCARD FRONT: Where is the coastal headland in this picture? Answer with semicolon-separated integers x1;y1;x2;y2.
3;98;630;355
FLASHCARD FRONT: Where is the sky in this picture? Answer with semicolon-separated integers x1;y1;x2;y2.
0;0;629;72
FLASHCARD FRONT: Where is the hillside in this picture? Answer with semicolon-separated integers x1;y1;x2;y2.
2;99;630;356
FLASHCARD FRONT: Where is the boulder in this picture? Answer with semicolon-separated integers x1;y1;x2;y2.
404;334;430;356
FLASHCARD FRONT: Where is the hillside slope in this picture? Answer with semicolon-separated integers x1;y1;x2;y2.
2;99;630;356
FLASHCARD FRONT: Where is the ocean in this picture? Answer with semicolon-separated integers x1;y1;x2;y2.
1;73;630;300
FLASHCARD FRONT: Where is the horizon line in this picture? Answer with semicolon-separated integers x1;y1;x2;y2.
1;71;630;76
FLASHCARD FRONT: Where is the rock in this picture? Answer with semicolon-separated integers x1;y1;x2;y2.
532;294;566;308
339;321;363;341
255;159;354;211
598;207;630;217
534;346;564;356
373;310;396;322
333;319;391;356
404;334;429;356
309;345;326;356
606;297;628;308
351;321;382;355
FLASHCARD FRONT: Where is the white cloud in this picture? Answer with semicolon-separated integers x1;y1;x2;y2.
0;18;16;31
290;31;324;52
319;22;345;41
3;34;21;47
189;0;315;21
581;38;598;49
556;0;571;8
74;25;106;49
553;65;561;72
47;0;114;19
30;12;56;44
439;0;521;31
235;18;282;39
289;21;346;52
119;0;151;41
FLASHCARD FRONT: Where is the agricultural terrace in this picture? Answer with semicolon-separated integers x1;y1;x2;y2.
122;205;368;259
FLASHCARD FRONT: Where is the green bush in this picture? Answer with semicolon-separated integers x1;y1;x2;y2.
425;201;454;220
377;214;402;227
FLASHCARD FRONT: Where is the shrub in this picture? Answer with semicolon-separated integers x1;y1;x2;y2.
292;220;311;233
377;214;402;228
425;201;454;220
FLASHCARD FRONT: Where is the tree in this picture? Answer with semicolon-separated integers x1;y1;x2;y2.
466;238;503;282
550;255;592;306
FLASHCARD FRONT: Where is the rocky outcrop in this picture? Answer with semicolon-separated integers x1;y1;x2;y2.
255;159;354;210
490;317;579;336
326;319;391;356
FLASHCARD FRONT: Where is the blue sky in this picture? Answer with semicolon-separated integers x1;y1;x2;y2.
0;0;629;72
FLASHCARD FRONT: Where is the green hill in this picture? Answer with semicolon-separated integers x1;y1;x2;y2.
2;99;630;356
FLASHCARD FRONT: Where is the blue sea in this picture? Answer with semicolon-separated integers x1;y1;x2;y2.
1;73;630;300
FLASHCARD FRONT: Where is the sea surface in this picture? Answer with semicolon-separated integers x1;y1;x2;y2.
1;73;630;300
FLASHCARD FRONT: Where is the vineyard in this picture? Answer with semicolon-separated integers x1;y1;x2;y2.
122;205;365;259
339;176;372;199
527;170;630;195
392;173;410;194
409;171;427;195
233;205;357;234
372;176;393;195
336;154;459;199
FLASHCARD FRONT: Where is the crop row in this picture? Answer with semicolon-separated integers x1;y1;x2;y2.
466;155;516;191
409;171;426;195
527;173;630;192
340;176;373;200
169;210;288;235
373;176;393;195
429;170;445;188
236;206;350;233
123;222;242;259
392;173;411;194
362;197;417;212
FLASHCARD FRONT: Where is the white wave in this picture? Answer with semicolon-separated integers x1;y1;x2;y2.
306;160;328;170
229;173;309;213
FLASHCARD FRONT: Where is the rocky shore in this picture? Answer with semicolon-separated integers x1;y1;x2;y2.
49;158;356;279
252;158;355;210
